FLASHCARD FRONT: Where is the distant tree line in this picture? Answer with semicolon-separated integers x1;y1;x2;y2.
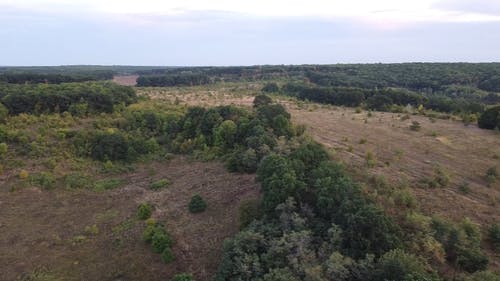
0;82;137;115
0;71;114;84
281;83;487;114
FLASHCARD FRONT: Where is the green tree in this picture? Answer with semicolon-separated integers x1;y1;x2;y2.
188;194;207;213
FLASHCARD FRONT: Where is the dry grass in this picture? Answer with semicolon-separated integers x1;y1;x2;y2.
0;156;259;281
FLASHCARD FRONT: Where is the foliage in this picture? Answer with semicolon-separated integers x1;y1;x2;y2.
489;224;500;250
0;82;136;115
478;106;500;130
150;179;170;190
261;82;279;93
137;203;153;220
170;273;195;281
188;194;207;213
253;94;273;108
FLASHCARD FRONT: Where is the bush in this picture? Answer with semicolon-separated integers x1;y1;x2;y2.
374;249;437;281
137;203;153;220
262;82;279;93
238;199;263;229
456;246;489;273
63;173;93;189
90;132;131;161
253;94;273;108
489;223;500;250
0;142;7;156
0;103;8;122
93;178;124;191
188;194;207;213
409;121;421;131
19;169;29;179
478;106;500;130
150;179;170;190
171;273;194;281
143;224;163;243
465;271;500;281
161;247;175;263
151;231;173;253
486;166;498;186
29;172;56;190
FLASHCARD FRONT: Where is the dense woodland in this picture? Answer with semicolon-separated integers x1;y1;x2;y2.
1;65;500;280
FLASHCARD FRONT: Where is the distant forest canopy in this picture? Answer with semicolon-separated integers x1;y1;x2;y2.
1;63;499;127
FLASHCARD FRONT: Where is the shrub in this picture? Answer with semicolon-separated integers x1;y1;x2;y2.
465;271;500;281
29;172;56;190
253;94;273;108
0;142;7;157
63;173;93;189
93;178;124;191
458;182;471;194
143;224;163;243
238;199;263;229
161;247;175;263
137;203;153;220
374;249;437;281
171;273;194;281
151;231;173;253
456;246;489;273
489;223;500;250
478;106;500;130
90;132;131;161
0;103;8;122
486;166;498;186
262;82;279;93
188;194;207;213
19;169;29;179
150;179;170;190
409;121;421;131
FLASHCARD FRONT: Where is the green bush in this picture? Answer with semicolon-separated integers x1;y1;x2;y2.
161;247;175;263
150;179;170;190
261;82;279;93
93;178;124;191
151;231;173;253
489;223;500;250
456;246;489;273
253;94;273;107
170;273;194;281
29;172;56;190
0;103;8;122
478;106;500;130
137;203;153;220
188;194;207;213
238;199;263;229
0;142;7;156
63;173;93;189
374;249;437;281
465;271;500;281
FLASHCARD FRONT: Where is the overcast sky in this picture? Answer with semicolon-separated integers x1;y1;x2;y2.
1;0;499;66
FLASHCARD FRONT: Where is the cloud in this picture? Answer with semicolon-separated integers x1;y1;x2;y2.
433;0;500;16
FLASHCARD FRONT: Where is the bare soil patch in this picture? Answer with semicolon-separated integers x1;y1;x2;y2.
113;75;139;86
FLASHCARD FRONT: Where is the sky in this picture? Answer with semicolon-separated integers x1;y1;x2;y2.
1;0;499;66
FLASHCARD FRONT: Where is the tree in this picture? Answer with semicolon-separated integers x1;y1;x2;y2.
253;94;273;108
188;194;207;213
262;82;279;93
478;106;500;130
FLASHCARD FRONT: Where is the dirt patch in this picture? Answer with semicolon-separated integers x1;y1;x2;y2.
0;156;259;281
113;75;139;86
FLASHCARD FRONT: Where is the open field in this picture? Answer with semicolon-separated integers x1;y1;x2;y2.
139;85;500;230
0;157;259;281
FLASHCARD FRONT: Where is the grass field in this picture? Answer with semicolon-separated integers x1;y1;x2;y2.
0;157;259;281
